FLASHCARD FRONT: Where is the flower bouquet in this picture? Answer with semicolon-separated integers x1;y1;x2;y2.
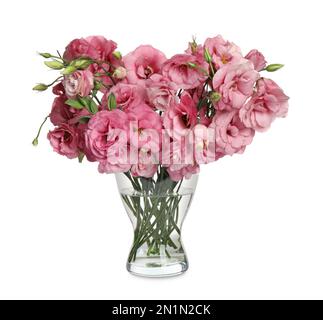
33;35;289;277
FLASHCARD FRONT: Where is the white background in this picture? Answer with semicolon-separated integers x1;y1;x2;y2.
0;0;322;299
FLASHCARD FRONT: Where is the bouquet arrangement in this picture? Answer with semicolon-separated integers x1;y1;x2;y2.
33;35;289;277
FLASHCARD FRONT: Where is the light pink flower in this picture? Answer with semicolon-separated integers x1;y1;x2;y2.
213;111;255;156
163;92;198;138
212;61;260;111
146;74;177;111
85;110;130;173
131;148;158;178
101;83;146;112
245;49;267;72
162;54;208;89
128;104;162;152
204;35;243;68
239;78;289;131
124;45;167;84
47;124;79;159
63;70;94;99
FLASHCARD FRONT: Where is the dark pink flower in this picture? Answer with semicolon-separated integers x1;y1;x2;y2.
47;124;80;159
85;110;130;173
163;92;197;138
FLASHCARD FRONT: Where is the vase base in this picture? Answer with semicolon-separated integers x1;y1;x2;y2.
127;258;188;278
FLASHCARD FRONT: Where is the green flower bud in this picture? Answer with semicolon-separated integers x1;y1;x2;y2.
38;52;52;58
204;48;212;63
61;65;77;75
71;58;92;69
112;51;122;60
33;83;48;91
44;60;64;70
32;138;38;146
209;91;221;103
265;64;284;72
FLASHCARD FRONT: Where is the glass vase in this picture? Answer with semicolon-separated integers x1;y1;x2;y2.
115;167;198;277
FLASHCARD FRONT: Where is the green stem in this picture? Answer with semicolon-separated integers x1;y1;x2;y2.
32;115;49;146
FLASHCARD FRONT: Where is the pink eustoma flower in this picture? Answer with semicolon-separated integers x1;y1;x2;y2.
47;124;80;159
204;35;243;68
163;92;198;138
85;109;130;173
162;54;208;90
124;45;167;84
63;70;94;99
245;49;267;72
239;78;289;131
212;61;260;111
213;111;255;156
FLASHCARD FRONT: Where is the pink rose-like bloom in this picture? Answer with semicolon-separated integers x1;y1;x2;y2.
63;70;94;99
131;148;158;178
146;74;177;111
213;111;255;156
162;54;208;90
85;109;131;173
239;78;289;131
47;124;79;159
167;163;199;181
101;83;146;112
63;36;117;62
212;61;260;111
245;49;267;72
124;45;167;84
163;92;198;138
85;36;117;61
128;104;162;152
204;35;243;68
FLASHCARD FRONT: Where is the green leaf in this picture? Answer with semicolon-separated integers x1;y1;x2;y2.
88;100;98;114
61;65;77;75
44;60;64;70
33;83;48;91
265;64;284;72
65;99;84;109
78;97;98;114
107;93;117;110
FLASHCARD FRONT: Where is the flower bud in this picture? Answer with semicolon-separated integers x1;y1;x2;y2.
204;48;212;63
61;65;77;75
44;60;64;70
113;66;127;80
32;138;38;146
33;83;48;91
38;52;52;58
265;64;284;72
209;91;221;103
112;51;122;60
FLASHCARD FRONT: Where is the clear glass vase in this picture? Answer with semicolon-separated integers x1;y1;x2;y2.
115;167;198;277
